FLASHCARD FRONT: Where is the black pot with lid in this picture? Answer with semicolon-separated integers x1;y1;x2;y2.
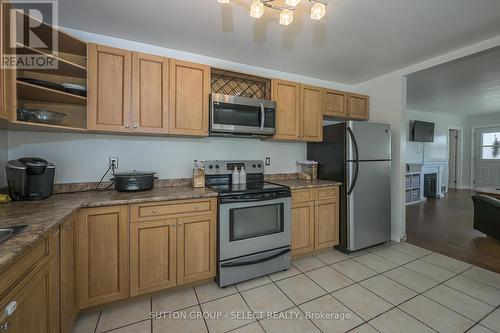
111;170;157;192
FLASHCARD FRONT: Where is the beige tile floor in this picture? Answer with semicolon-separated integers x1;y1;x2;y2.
73;241;500;333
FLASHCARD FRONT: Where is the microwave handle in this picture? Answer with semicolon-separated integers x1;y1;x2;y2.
259;103;265;131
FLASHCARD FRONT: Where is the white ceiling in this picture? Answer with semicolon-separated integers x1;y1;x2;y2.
407;46;500;116
58;0;500;84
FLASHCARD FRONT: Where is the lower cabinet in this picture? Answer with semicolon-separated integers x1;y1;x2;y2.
0;231;60;333
60;215;79;333
130;219;177;296
291;186;339;257
291;200;315;256
129;201;217;296
77;205;129;308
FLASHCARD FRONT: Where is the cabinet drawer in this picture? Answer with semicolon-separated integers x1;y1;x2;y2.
316;186;339;200
130;199;213;222
292;189;315;203
0;237;50;298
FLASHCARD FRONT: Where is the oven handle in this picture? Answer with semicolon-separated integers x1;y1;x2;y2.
220;249;290;268
220;192;291;204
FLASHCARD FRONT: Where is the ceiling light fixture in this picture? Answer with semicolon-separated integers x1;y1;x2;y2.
217;0;328;26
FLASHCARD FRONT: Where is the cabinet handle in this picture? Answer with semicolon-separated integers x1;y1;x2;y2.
125;125;130;128
152;209;158;214
134;125;138;129
178;222;183;225
172;223;177;227
194;205;199;210
66;225;70;231
0;301;17;330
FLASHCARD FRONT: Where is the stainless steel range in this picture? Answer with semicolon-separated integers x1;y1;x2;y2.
205;160;291;287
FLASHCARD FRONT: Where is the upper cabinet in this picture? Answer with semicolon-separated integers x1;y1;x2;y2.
323;89;348;118
272;79;301;141
0;0;5;120
169;60;210;136
87;44;132;132
348;93;369;120
132;53;169;134
300;84;323;142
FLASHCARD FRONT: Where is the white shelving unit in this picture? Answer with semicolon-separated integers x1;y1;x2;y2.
406;172;423;205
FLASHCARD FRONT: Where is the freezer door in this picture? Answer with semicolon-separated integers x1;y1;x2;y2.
347;160;391;251
348;121;391;161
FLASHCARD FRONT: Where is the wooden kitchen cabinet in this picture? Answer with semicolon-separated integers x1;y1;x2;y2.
291;186;340;257
132;52;169;134
177;213;216;285
60;215;78;333
169;59;210;136
0;232;60;333
87;44;132;132
77;205;129;308
129;198;216;296
300;84;323;142
323;89;348;118
0;0;5;120
291;200;315;256
272;79;301;141
130;219;177;296
348;93;369;120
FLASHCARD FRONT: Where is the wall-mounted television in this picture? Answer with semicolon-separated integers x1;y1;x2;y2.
411;121;435;142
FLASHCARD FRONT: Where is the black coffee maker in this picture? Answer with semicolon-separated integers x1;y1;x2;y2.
6;158;55;201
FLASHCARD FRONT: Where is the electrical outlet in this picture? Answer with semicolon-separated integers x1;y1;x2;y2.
265;157;271;166
108;157;118;169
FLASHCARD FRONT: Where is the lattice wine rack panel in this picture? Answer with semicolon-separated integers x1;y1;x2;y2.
211;68;271;100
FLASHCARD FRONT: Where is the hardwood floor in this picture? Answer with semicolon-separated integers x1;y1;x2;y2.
406;189;500;273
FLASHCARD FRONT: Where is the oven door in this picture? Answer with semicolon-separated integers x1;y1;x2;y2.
219;196;291;261
210;94;276;136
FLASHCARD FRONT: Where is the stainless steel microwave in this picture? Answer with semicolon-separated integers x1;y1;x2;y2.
210;93;276;137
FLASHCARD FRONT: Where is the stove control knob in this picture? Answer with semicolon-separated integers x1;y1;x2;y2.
208;165;213;169
215;165;220;169
258;164;262;168
252;164;256;168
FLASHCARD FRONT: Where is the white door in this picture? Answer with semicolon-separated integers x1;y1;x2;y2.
448;129;458;189
474;127;500;187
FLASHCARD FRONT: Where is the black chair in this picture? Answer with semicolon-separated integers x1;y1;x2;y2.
471;195;500;241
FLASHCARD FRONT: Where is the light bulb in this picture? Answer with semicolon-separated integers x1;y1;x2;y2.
285;0;301;6
280;9;294;25
311;2;326;20
218;0;230;3
250;0;264;18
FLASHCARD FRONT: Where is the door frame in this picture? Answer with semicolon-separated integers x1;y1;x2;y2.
447;126;463;189
470;124;500;189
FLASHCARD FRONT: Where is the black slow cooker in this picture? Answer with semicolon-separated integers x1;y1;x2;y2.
112;171;157;192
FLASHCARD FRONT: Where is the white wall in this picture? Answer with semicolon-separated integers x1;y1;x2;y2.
463;112;500;187
7;131;306;184
354;34;500;242
406;110;465;163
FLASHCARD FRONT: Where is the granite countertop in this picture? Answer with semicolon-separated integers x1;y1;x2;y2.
0;186;217;273
270;179;342;190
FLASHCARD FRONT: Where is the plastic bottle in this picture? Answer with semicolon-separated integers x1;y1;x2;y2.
239;166;247;184
232;166;240;185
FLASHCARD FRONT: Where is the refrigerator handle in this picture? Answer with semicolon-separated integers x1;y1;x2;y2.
347;127;360;195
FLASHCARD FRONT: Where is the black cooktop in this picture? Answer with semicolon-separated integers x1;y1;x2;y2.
207;181;289;196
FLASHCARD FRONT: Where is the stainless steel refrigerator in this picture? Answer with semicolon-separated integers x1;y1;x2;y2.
308;121;391;253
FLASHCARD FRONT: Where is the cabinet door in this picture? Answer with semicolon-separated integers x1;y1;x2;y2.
169;59;210;136
132;53;169;133
348;93;369;120
291;201;315;257
0;235;60;333
60;216;78;333
87;44;132;132
0;0;8;120
272;79;301;141
130;219;177;296
324;89;347;118
177;214;216;285
301;85;323;142
77;206;129;308
315;199;340;250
